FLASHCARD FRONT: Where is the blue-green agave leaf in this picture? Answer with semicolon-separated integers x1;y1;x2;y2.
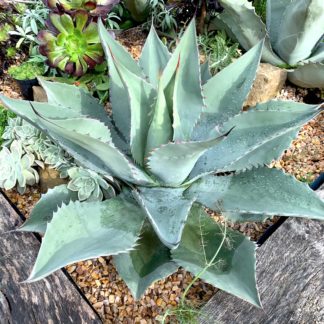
0;95;81;124
27;197;145;282
288;63;324;88
308;43;324;63
200;61;212;84
145;80;173;157
172;205;260;306
18;185;78;234
217;0;285;66
185;168;324;222
139;25;171;87
32;112;155;186
193;41;263;140
266;0;296;50
147;131;230;186
275;0;324;65
111;57;156;166
38;78;112;125
114;223;178;299
133;187;195;249
160;19;204;141
98;19;143;142
190;101;322;179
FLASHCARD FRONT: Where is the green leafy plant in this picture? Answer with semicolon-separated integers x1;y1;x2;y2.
0;23;13;42
1;20;323;307
213;0;324;88
5;47;17;58
8;62;45;80
0;106;16;146
253;0;266;22
123;0;150;22
198;30;239;74
38;10;104;76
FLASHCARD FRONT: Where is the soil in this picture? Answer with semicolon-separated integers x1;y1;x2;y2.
0;31;323;322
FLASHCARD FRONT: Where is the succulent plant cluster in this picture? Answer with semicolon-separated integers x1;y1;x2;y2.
213;0;324;88
0;140;39;194
1;20;323;306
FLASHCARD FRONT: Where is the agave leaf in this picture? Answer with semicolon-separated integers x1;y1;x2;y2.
172;205;260;306
0;96;81;125
133;187;195;249
18;185;78;234
200;61;212;84
288;63;324;88
27;197;145;282
193;41;263;141
98;19;143;142
114;223;178;299
139;25;171;87
160;20;204;141
111;56;156;166
145;80;173;157
275;0;324;65
266;0;295;49
217;0;285;66
147;131;230;186
38;79;113;126
307;43;324;63
32;111;155;186
185;168;324;222
190;101;322;179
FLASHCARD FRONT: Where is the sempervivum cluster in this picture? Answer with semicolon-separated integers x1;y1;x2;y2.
38;10;104;76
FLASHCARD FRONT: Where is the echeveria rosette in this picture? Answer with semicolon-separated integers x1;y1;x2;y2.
1;20;323;307
43;0;120;17
38;10;104;76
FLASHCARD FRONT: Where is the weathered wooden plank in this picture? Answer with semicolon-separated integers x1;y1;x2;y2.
0;193;102;324
200;216;324;324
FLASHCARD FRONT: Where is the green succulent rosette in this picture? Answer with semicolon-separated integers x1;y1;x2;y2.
38;10;104;76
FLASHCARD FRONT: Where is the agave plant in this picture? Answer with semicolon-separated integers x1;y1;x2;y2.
1;20;323;306
43;0;120;16
38;10;104;76
212;0;324;88
0;140;39;194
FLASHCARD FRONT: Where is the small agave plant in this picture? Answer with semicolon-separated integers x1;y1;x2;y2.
43;0;120;16
38;10;104;76
1;20;323;306
213;0;324;88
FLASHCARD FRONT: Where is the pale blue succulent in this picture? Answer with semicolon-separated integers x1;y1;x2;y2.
67;166;115;201
0;140;39;194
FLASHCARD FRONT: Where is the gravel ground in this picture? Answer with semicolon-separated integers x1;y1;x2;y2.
1;42;323;322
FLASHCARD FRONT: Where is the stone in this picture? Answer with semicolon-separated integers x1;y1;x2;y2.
244;63;287;108
39;166;68;193
32;86;48;102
